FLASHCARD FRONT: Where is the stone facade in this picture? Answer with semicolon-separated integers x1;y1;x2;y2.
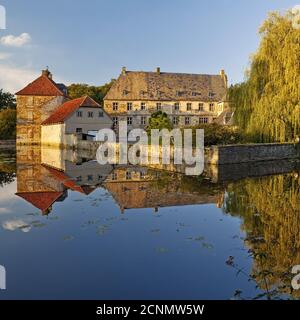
16;95;67;144
104;68;230;130
16;69;68;145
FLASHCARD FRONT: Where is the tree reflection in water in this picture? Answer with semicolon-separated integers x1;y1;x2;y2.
224;173;300;299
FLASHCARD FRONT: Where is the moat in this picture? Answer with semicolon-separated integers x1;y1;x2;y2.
0;146;299;300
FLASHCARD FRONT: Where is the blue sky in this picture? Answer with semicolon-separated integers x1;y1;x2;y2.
0;0;298;92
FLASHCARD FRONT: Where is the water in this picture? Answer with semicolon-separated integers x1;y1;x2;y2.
0;146;299;300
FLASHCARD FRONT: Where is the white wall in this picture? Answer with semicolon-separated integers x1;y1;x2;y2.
41;124;66;147
66;107;112;134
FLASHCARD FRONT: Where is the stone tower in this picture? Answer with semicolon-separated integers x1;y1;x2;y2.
15;69;68;145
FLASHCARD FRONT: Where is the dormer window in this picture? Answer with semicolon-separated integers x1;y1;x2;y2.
209;92;214;98
192;91;200;97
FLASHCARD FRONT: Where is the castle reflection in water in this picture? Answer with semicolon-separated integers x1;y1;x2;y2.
4;146;300;299
15;146;225;215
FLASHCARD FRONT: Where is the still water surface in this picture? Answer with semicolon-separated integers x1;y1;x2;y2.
0;147;299;300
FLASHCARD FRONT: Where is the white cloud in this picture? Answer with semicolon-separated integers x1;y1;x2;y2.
0;208;11;214
0;52;11;60
0;181;16;202
2;219;31;233
0;64;38;93
0;33;31;47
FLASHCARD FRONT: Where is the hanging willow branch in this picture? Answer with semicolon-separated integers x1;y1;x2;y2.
228;10;300;142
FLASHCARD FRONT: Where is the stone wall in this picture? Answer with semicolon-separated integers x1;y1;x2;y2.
207;143;300;165
16;95;66;145
103;99;225;129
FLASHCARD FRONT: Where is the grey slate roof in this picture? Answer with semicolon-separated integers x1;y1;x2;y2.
104;71;227;102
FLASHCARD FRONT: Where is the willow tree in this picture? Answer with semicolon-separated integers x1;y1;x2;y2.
229;10;300;142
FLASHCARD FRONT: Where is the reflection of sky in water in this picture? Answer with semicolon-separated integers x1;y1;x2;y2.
0;148;296;300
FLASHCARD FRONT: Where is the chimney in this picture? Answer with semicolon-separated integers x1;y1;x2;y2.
42;68;52;79
156;67;161;74
121;67;126;75
220;69;228;88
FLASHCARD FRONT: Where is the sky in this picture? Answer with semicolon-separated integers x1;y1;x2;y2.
0;0;298;93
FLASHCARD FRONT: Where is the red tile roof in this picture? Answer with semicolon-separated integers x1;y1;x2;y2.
42;96;100;125
43;165;96;195
16;192;64;214
15;75;66;96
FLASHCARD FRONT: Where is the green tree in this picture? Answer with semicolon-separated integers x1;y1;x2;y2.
67;81;114;105
0;108;16;139
146;111;173;134
0;89;16;110
229;10;300;142
189;123;243;146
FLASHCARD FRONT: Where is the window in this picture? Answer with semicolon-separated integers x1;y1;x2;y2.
141;102;146;110
156;103;162;110
111;172;117;181
76;128;82;133
173;116;179;125
98;111;104;117
209;92;214;98
112;117;118;126
88;111;94;118
174;103;180;111
198;103;204;111
27;111;33;120
187;103;192;111
141;116;146;125
98;175;103;181
76;176;82;182
113;102;118;111
199;117;208;124
127;117;133;125
127;102;132;111
126;171;132;180
77;111;82;117
185;117;191;125
209;103;215;112
88;175;93;181
140;172;145;179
